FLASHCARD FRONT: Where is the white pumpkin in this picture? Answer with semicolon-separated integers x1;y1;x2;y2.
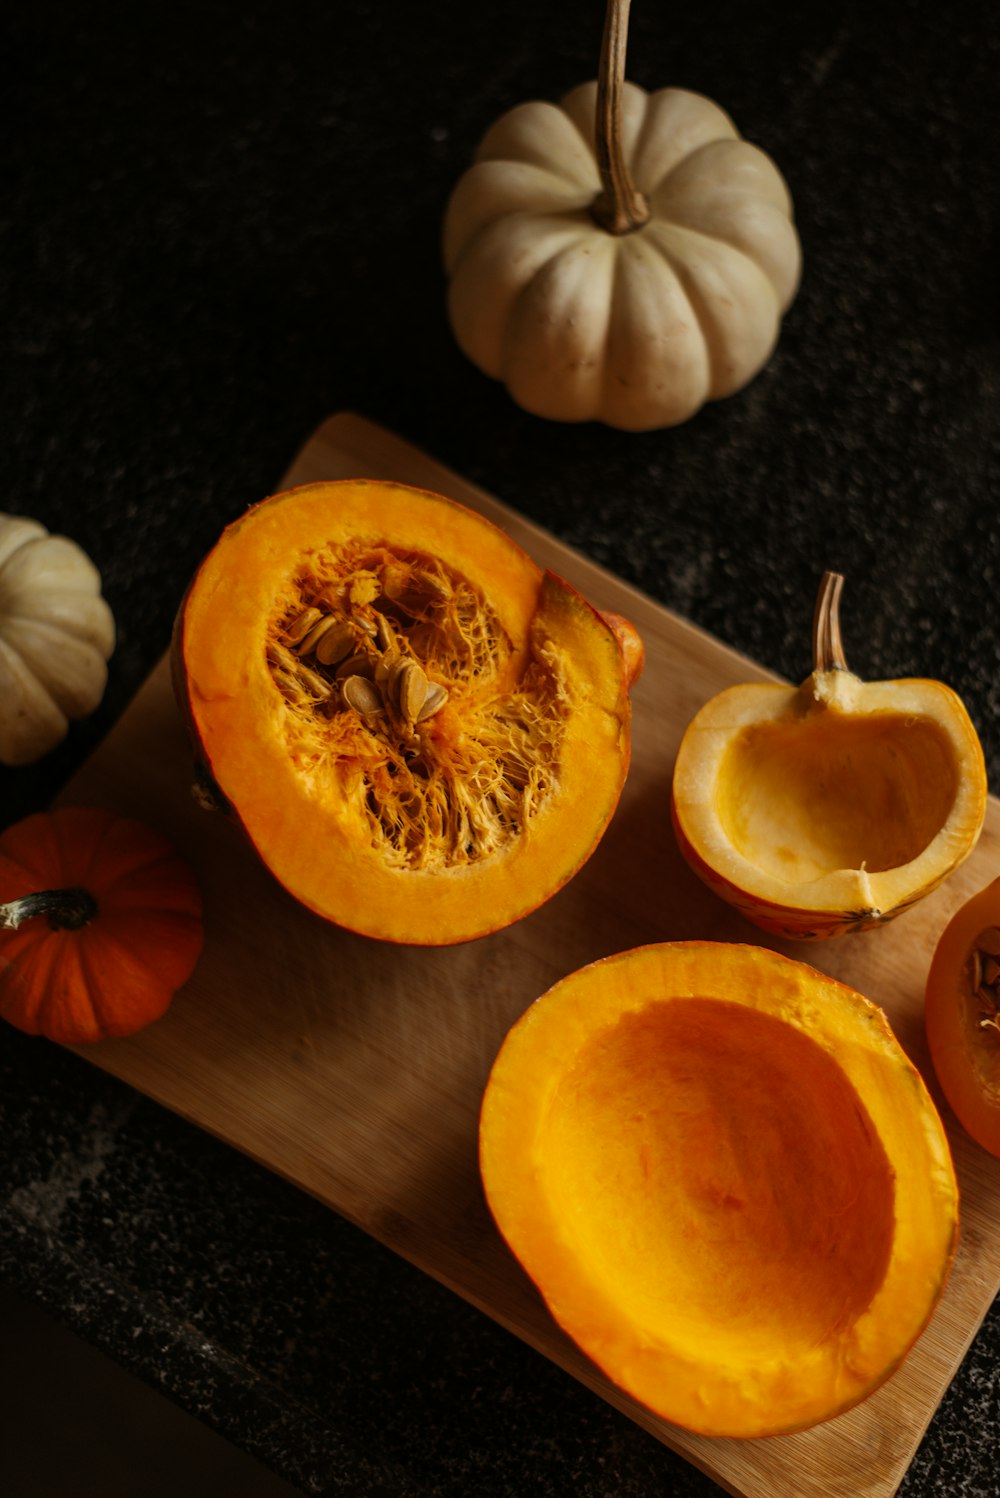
0;514;115;766
443;37;801;431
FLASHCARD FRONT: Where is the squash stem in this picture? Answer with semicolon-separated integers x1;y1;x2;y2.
812;571;850;674
0;887;98;932
590;0;650;235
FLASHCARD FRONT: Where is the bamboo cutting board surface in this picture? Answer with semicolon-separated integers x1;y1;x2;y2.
59;414;1000;1498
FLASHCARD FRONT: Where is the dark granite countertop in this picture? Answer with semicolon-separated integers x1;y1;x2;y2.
2;1;999;1493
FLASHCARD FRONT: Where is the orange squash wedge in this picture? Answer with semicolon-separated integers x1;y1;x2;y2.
173;479;639;945
671;573;987;939
480;941;959;1438
926;877;1000;1157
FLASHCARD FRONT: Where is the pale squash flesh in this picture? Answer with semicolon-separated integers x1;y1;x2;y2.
174;480;633;944
480;942;959;1438
672;669;986;939
672;573;986;939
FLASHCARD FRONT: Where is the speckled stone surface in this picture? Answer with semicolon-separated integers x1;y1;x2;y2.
2;0;999;1493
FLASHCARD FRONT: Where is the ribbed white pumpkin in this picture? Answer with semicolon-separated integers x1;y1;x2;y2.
0;514;115;766
443;80;801;431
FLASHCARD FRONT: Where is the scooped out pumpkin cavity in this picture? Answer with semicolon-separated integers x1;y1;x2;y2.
480;942;959;1438
542;999;896;1352
173;479;638;945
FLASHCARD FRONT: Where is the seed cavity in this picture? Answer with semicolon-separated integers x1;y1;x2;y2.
266;544;565;873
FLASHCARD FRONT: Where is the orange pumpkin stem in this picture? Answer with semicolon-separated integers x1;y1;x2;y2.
590;0;650;235
0;887;98;932
812;571;849;674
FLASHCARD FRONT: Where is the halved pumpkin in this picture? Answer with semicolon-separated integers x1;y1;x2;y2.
173;479;637;945
926;877;1000;1157
480;941;958;1438
671;573;986;939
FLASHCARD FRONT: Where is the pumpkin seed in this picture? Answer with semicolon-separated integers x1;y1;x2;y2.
314;620;358;666
396;660;428;724
285;607;323;646
385;654;408;696
335;651;375;680
297;614;339;656
375;613;395;653
375;644;402;689
341;675;383;717
418;571;449;601
269;642;332;699
294;660;334;699
267;641;297;671
416;680;448;722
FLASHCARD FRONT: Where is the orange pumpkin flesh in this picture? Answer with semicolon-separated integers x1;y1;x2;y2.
173;479;635;945
672;574;986;939
0;807;204;1045
480;942;958;1438
926;878;1000;1157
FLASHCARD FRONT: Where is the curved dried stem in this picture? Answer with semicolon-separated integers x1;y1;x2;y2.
812;571;849;674
0;887;97;931
590;0;650;234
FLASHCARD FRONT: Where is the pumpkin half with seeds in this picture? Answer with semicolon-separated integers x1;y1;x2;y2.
172;479;641;945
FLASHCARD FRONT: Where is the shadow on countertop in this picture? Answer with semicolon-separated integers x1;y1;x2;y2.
0;1286;298;1498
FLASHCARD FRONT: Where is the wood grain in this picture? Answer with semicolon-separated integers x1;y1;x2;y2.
58;413;1000;1498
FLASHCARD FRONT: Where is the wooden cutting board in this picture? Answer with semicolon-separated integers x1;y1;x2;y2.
59;413;1000;1498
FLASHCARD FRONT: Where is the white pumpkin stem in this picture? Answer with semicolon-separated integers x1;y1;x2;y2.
591;0;650;235
0;887;98;931
812;571;850;674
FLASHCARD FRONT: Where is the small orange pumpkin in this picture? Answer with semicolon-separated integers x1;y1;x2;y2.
0;807;204;1045
926;877;1000;1157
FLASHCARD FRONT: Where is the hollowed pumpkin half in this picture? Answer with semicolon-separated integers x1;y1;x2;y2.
173;479;634;945
671;574;986;939
480;942;958;1438
926;878;1000;1157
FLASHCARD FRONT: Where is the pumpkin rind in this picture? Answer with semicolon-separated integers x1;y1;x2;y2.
0;807;204;1045
443;82;801;431
480;942;959;1438
173;479;634;945
0;513;116;766
925;878;1000;1157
